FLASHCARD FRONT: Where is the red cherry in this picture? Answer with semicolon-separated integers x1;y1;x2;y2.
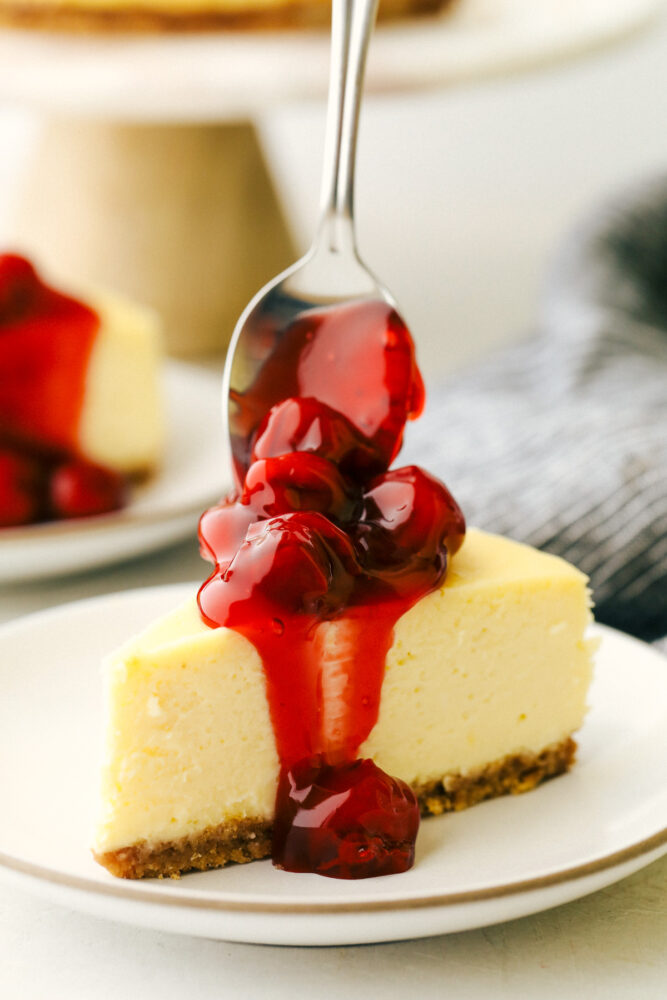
273;757;419;878
231;301;424;481
243;452;356;523
198;495;255;569
295;303;425;470
251;397;382;479
355;466;465;589
49;460;127;519
0;448;44;527
198;511;360;628
0;254;39;324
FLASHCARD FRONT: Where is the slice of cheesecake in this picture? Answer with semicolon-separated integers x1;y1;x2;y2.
0;254;163;525
93;528;596;879
0;256;163;478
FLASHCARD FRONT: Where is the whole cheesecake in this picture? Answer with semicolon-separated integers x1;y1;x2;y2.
93;528;595;879
0;0;452;32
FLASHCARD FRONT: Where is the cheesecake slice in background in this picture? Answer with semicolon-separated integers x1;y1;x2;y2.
0;254;164;526
74;290;164;479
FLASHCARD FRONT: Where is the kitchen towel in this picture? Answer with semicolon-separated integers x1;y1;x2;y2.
406;176;667;646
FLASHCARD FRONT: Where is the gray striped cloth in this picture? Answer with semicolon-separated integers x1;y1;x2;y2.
405;177;667;648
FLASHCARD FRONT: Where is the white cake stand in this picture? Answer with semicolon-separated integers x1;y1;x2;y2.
0;0;660;355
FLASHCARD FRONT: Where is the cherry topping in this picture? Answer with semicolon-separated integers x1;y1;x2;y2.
198;494;255;569
199;511;359;628
230;301;424;486
252;397;383;480
198;300;464;879
49;460;127;519
355;466;466;593
243;453;357;523
0;448;45;527
0;254;100;457
273;757;420;879
0;255;39;325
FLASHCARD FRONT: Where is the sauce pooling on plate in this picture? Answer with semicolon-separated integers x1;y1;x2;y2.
198;301;465;879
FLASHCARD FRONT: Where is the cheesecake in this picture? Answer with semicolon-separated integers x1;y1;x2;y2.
93;298;595;880
0;254;163;526
65;289;164;479
93;528;595;879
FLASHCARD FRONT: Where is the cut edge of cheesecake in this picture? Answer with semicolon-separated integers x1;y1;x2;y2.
94;738;576;879
92;528;596;879
78;289;165;478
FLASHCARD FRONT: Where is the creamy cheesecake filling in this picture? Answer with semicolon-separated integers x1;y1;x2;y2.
93;529;595;863
362;532;594;782
78;292;163;476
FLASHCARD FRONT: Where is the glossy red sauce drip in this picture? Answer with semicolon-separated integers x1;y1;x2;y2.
228;300;425;487
0;254;126;527
198;301;465;879
0;254;99;454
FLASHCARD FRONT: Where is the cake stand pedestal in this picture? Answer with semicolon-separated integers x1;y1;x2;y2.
14;119;296;356
0;0;659;356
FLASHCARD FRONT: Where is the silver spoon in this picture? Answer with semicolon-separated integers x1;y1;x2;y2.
224;0;396;488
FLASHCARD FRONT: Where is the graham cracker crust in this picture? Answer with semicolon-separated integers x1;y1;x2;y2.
0;0;451;33
95;816;274;880
94;737;576;879
414;737;577;817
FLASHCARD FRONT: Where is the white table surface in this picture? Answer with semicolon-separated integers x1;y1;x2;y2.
2;5;667;995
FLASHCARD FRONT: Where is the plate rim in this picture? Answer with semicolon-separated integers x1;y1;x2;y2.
1;821;665;916
0;587;665;916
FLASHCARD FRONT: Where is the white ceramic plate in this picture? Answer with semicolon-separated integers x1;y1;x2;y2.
0;365;228;583
0;584;665;945
0;0;660;121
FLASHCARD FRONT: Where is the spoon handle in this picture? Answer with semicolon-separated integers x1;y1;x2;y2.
317;0;380;254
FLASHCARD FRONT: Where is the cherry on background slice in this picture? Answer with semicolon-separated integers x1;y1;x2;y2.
0;448;44;527
273;757;420;879
0;254;39;324
49;460;127;519
0;254;99;457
